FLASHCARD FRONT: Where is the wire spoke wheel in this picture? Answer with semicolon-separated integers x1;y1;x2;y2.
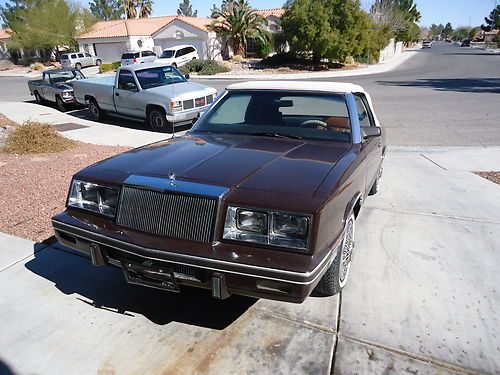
339;215;355;287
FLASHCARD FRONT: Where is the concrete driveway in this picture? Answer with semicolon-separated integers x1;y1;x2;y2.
1;146;499;374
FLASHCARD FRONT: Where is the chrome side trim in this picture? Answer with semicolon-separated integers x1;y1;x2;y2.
52;219;341;286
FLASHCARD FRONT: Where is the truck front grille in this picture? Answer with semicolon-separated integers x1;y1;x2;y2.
116;186;218;243
183;99;194;110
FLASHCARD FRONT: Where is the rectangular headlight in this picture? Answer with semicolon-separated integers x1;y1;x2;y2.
67;180;120;217
223;206;310;251
169;100;182;112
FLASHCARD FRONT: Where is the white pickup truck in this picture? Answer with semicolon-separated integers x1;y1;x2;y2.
73;63;217;132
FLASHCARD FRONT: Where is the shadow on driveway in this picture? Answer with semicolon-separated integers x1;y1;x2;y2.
377;77;500;94
25;245;256;330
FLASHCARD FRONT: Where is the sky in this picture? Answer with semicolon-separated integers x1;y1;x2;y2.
0;0;497;28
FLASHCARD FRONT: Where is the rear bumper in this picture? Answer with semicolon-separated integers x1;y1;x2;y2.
52;219;341;303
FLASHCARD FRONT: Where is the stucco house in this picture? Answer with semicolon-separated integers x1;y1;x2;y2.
77;9;285;63
77;16;222;63
0;29;11;60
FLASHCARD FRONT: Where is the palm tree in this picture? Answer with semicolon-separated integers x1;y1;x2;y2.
138;0;154;18
122;0;137;19
210;0;269;57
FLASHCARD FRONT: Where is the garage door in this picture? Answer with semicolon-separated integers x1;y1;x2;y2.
94;42;128;63
156;39;206;59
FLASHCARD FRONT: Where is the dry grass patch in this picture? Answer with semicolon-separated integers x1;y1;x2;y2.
1;120;76;154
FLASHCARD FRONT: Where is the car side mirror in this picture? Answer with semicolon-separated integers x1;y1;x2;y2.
361;126;381;139
125;82;138;91
184;74;190;80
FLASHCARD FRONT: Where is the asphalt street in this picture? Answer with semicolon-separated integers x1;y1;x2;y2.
1;43;498;146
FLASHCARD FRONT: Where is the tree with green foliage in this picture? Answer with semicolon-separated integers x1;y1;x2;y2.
442;22;453;38
5;0;96;58
210;0;230;18
282;0;385;63
89;0;123;21
138;0;153;18
370;0;420;38
209;0;269;57
452;26;472;41
481;5;500;31
177;0;197;17
0;0;36;29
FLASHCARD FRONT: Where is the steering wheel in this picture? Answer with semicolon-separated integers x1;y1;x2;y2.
300;119;329;129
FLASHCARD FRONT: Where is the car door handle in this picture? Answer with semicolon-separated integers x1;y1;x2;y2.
115;93;120;96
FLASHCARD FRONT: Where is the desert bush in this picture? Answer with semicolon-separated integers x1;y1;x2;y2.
1;120;76;154
29;62;45;71
99;62;121;73
231;54;245;62
256;38;273;58
345;56;355;65
179;60;231;76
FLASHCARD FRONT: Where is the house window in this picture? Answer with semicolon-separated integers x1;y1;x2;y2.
246;37;257;55
84;44;89;52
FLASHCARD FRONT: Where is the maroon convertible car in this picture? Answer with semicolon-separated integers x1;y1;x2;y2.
52;81;385;303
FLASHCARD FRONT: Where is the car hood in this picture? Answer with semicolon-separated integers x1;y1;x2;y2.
146;81;215;99
79;134;351;198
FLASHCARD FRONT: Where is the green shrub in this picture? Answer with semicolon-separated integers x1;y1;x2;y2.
179;59;231;76
256;38;272;58
99;61;121;73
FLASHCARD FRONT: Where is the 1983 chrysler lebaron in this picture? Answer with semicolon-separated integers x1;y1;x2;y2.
52;81;385;303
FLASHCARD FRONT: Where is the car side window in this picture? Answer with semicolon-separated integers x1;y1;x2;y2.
84;53;91;57
77;53;84;58
117;70;137;90
71;54;77;58
354;94;374;127
175;49;184;58
187;47;195;54
144;51;155;57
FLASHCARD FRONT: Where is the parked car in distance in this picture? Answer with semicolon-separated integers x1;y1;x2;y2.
28;68;85;111
72;63;217;131
155;45;199;67
121;50;157;66
460;39;471;47
52;81;385;303
421;40;433;49
61;52;102;69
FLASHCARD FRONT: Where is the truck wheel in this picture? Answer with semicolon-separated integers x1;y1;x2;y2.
75;62;82;70
172;62;177;68
34;91;44;105
56;96;67;112
314;213;355;296
95;59;102;66
149;109;171;133
88;100;104;121
369;167;382;196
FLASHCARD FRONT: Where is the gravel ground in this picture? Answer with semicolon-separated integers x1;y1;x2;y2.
476;171;500;186
0;143;130;242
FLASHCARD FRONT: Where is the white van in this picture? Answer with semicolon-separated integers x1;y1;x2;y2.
60;52;102;69
155;45;199;67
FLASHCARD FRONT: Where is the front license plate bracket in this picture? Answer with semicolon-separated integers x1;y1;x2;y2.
121;260;180;293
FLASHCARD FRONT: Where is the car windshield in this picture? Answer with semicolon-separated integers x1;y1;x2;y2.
49;70;85;83
160;50;175;58
122;52;139;59
191;91;352;142
135;66;187;89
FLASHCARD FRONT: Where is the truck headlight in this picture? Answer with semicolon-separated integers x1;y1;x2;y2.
62;92;73;98
67;180;120;217
223;206;310;251
169;100;182;112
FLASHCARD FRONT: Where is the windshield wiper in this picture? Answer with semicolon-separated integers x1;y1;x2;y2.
251;132;303;140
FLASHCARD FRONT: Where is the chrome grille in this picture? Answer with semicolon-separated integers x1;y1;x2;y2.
183;99;194;110
116;186;218;243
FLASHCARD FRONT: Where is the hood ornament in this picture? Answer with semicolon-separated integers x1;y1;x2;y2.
168;171;176;186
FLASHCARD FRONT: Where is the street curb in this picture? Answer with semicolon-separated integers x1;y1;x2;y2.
192;51;418;81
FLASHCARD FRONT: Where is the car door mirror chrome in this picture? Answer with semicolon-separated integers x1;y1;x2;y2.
184;74;190;80
361;126;381;139
124;82;138;91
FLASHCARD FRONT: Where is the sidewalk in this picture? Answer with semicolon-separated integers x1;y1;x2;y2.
194;50;418;80
0;101;180;147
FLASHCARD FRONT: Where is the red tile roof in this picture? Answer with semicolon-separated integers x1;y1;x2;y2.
255;8;285;18
0;29;11;40
78;16;212;40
